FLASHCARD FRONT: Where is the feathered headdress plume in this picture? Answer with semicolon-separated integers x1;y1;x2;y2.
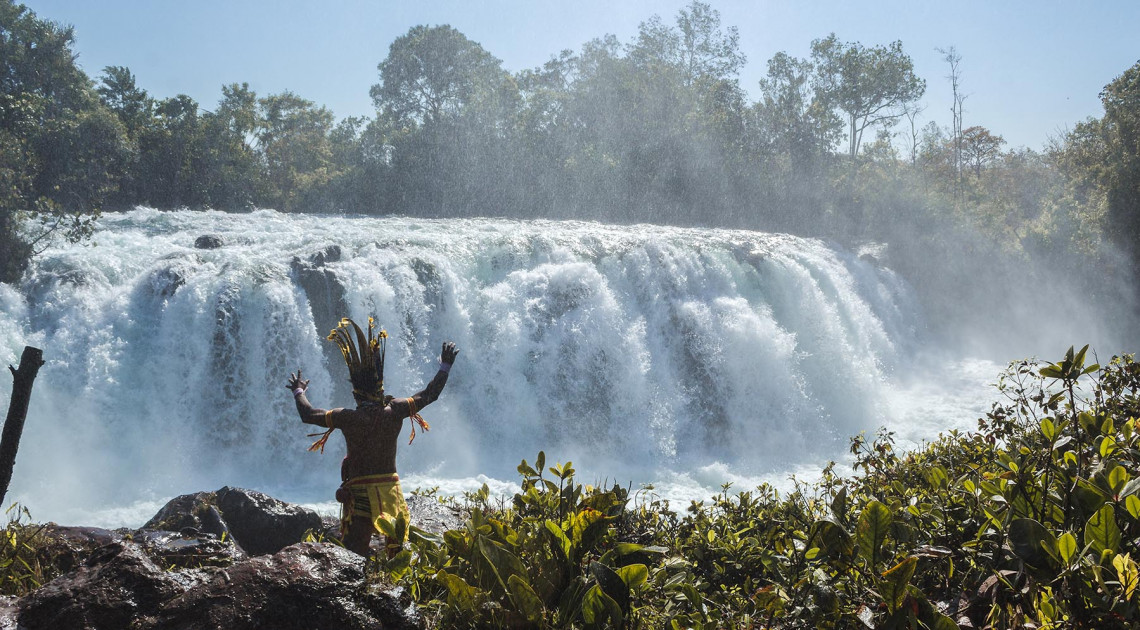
307;317;388;453
329;316;387;402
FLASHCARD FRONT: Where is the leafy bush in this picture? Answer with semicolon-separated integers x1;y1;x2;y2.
0;504;54;596
377;347;1140;629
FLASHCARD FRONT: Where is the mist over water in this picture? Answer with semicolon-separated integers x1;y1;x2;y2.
0;209;1042;526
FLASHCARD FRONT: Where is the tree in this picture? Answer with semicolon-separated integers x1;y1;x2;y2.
755;52;841;169
371;25;509;128
627;1;744;86
936;46;967;196
195;83;262;210
257;91;335;212
811;34;925;159
901;101;925;165
1098;60;1140;263
961;125;1006;177
675;1;744;84
97;66;152;138
0;0;115;282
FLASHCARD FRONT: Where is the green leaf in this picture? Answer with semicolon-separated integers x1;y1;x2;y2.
857;501;892;568
1009;518;1058;570
929;612;961;630
591;561;630;613
812;519;854;562
831;486;848;522
536;451;546;472
1101;416;1115;435
508;574;544;623
1040;365;1064;379
1127;495;1140;520
1079;412;1100;437
437;570;480;610
1074;344;1089;370
1058;532;1078;565
925;465;949;490
1123;478;1140;498
616;564;649;590
877;556;917;613
518;460;537;477
1040;418;1056;441
544;520;571;560
581;583;621;625
478;536;526;592
1085;504;1122;555
1108;465;1130;496
408;525;443;547
1075;479;1108;513
1101;436;1118;458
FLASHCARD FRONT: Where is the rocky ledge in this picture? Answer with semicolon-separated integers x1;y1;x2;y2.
0;487;465;630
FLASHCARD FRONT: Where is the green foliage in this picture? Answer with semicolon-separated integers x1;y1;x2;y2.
375;349;1140;628
371;454;663;628
0;504;53;596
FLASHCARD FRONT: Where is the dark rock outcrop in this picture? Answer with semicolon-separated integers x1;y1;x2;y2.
131;530;245;569
140;543;420;630
17;542;211;630
405;494;464;534
194;234;223;249
38;525;126;574
10;488;456;629
142;491;231;541
290;246;350;401
214;486;323;556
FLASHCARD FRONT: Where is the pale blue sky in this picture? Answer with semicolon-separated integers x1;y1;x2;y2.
23;0;1140;150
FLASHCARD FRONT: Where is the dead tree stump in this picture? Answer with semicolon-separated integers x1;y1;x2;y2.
0;346;44;507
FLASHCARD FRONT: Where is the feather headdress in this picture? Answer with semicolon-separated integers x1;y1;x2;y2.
307;317;387;453
329;316;387;402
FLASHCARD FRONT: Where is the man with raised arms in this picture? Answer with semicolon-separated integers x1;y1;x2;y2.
287;317;458;557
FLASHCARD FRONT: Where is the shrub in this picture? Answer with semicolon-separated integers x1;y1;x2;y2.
377;347;1140;629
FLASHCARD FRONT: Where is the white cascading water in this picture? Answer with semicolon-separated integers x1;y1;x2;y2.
0;209;998;526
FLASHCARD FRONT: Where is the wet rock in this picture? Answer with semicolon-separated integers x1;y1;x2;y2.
146;264;186;298
310;244;342;266
17;542;197;630
132;530;245;569
142;543;421;630
318;515;342;542
214;487;323;556
194;234;223;249
406;494;464;535
290;247;348;335
143;491;231;541
0;596;17;630
291;247;351;401
39;525;126;574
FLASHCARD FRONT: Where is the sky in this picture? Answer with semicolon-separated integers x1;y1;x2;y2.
21;0;1140;151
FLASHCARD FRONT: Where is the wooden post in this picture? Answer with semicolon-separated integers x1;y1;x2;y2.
0;346;44;507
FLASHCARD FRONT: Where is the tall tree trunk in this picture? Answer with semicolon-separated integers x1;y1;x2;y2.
849;116;857;159
0;346;45;507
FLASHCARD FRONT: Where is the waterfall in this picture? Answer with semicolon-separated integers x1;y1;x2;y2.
0;208;960;526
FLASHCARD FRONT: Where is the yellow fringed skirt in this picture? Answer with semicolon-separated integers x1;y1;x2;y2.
339;473;410;543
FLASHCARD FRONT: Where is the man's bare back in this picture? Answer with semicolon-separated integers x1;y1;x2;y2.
288;338;458;555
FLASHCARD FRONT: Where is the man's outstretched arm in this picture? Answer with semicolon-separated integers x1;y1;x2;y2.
392;342;458;418
287;369;336;426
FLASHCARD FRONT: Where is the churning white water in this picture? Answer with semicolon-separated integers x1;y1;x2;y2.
0;209;999;527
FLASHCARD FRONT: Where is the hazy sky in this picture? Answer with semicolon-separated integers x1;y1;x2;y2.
22;0;1140;150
